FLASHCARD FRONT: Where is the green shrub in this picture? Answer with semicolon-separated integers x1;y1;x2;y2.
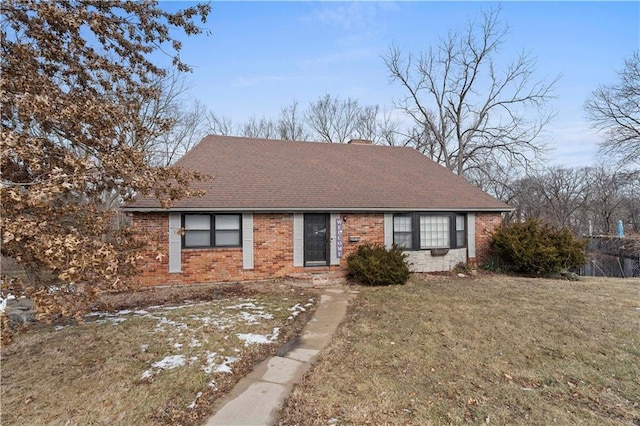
489;219;587;275
346;244;411;286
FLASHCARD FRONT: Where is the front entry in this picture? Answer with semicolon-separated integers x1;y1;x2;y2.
304;214;329;266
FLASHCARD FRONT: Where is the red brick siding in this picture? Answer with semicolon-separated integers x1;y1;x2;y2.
131;213;170;283
131;212;387;286
338;213;385;268
474;212;503;265
131;213;298;285
131;211;496;285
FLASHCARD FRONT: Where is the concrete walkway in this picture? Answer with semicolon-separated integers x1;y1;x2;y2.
205;288;350;426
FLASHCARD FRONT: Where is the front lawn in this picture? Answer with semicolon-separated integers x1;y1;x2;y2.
1;283;318;425
278;275;640;425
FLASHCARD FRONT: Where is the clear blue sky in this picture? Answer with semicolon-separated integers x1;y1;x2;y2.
160;1;639;168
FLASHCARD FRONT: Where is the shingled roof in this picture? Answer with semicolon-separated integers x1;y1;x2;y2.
125;135;511;212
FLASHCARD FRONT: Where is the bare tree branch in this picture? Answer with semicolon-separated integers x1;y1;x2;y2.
383;6;557;182
586;51;640;166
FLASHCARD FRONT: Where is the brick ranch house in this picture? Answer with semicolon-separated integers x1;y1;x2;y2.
124;135;511;286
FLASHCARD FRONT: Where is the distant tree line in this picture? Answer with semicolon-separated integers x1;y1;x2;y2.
505;166;639;236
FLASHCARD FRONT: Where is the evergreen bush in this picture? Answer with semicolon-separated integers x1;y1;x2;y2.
489;219;587;275
346;244;411;286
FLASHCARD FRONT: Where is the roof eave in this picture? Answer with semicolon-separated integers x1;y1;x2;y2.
122;206;514;213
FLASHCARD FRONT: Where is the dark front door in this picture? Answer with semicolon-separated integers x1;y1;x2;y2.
304;214;329;266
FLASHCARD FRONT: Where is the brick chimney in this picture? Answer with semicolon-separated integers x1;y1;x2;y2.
347;139;373;145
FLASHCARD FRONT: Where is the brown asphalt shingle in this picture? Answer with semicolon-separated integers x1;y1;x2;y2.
125;135;511;212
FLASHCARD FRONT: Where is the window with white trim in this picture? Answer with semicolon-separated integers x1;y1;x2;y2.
182;214;241;248
393;213;466;250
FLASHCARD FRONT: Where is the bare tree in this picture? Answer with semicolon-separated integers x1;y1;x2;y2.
206;112;235;136
506;175;546;223
277;100;309;140
621;171;640;233
131;73;208;167
585;51;640;166
376;109;402;146
383;7;557;179
508;165;640;237
584;165;628;235
305;94;377;143
159;99;208;166
538;168;591;233
240;116;278;139
206;94;387;144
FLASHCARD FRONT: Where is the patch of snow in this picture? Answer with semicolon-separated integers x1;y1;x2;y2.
152;354;186;370
270;327;280;341
174;343;183;349
237;333;271;345
187;391;202;409
290;303;306;313
226;302;260;310
54;325;66;331
117;309;133;315
203;351;218;374
141;353;193;379
288;303;306;319
214;356;239;374
155;316;187;331
97;317;128;325
238;310;274;324
237;328;279;346
140;370;154;380
134;310;149;315
199;316;234;329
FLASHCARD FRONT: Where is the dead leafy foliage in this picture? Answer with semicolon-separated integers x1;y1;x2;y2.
1;1;210;322
278;274;640;425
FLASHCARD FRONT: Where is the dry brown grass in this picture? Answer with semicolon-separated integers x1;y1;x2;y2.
278;274;640;425
1;281;319;425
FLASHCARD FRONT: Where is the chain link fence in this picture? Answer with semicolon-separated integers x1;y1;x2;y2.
581;236;640;278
